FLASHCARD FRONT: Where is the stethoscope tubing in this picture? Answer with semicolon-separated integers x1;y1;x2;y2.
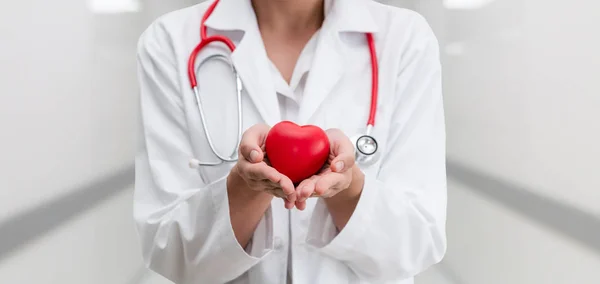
187;0;379;166
366;33;378;129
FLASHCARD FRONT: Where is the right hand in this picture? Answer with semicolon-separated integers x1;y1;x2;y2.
232;124;297;209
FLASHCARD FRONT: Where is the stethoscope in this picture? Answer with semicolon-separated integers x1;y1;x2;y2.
189;0;380;169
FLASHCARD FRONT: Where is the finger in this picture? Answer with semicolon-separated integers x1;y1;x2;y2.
296;179;314;202
314;173;344;197
284;199;295;210
308;175;321;196
295;200;307;211
303;179;318;201
325;129;355;172
265;187;288;199
239;161;297;203
239;162;280;182
277;175;296;203
239;124;271;163
265;187;295;207
295;179;311;198
295;176;320;210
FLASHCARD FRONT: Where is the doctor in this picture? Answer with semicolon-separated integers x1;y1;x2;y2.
134;0;447;283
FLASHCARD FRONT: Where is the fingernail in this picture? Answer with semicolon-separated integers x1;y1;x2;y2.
249;150;260;162
335;161;345;171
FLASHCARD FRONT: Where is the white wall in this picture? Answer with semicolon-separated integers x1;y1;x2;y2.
0;0;197;283
433;0;600;214
385;0;600;283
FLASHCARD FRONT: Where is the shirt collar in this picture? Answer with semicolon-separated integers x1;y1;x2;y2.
271;30;320;99
204;0;379;34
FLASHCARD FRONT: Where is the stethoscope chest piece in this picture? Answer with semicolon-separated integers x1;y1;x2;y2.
352;133;380;167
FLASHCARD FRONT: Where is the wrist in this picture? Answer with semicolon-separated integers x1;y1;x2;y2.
323;166;364;230
327;166;365;203
226;165;273;248
348;166;365;196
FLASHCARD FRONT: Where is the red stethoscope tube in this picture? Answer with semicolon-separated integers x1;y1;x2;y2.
366;33;378;127
187;0;379;127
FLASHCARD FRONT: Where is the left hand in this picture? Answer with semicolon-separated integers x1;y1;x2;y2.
294;128;356;210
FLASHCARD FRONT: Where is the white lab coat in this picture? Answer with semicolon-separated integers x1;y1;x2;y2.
134;0;447;283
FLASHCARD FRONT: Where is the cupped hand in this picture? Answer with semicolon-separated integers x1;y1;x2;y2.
294;128;356;210
233;124;297;209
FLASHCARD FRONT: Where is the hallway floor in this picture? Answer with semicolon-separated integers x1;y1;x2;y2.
137;265;455;284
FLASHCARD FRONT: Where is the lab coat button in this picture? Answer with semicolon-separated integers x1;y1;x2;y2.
274;237;284;250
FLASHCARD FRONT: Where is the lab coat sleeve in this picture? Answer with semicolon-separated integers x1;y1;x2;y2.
305;14;447;282
133;22;273;284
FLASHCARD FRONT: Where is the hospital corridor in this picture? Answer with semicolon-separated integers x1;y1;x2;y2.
0;0;598;283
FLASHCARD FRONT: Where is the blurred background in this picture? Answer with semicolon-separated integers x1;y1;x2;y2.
0;0;598;283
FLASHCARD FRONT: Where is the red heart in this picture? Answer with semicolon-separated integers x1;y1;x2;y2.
265;121;330;184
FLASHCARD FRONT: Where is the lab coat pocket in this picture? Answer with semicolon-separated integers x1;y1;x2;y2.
196;161;234;185
187;130;236;184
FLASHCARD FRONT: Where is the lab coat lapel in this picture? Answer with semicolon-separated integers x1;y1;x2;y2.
231;31;281;126
204;0;281;126
298;28;344;125
298;0;379;125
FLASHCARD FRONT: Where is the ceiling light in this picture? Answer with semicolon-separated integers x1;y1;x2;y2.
88;0;141;14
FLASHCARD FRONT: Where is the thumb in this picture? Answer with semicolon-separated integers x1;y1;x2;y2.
326;129;355;172
239;124;271;163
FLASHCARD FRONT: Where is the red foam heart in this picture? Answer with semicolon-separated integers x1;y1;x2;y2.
265;121;330;184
